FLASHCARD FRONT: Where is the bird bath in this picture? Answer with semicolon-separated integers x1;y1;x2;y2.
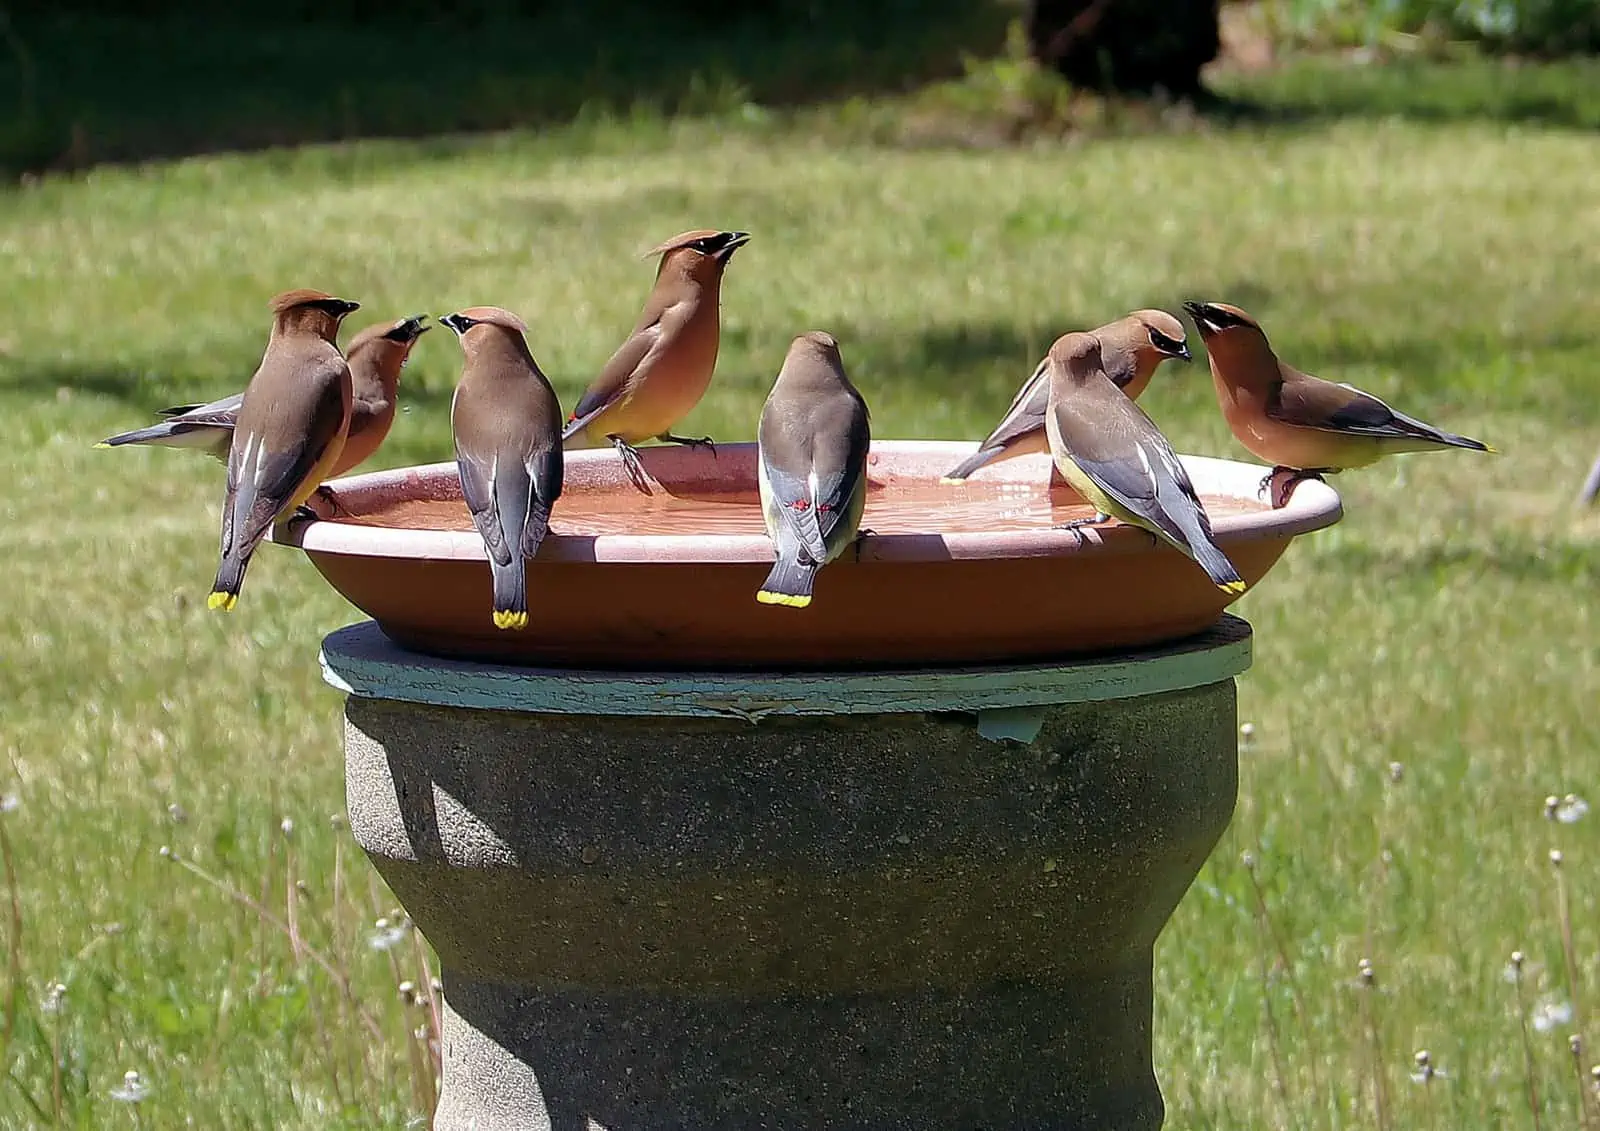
273;440;1339;668
284;441;1341;1130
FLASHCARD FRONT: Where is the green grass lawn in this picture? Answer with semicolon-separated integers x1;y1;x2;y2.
1;61;1598;1128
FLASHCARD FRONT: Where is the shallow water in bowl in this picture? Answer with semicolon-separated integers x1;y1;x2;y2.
335;480;1266;538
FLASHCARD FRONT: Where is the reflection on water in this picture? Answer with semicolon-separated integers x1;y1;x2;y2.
337;478;1264;537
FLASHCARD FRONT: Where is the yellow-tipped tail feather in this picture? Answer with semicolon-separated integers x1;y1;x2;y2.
938;476;968;486
1219;579;1248;596
493;609;529;630
207;591;237;612
756;590;812;609
93;442;112;450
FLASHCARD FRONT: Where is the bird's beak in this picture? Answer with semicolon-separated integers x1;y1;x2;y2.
1174;340;1192;361
335;299;362;317
404;314;431;338
716;231;752;261
1182;301;1218;336
439;313;470;335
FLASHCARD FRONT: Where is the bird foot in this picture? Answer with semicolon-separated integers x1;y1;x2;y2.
852;527;877;563
1259;467;1330;509
610;436;653;494
1055;512;1111;547
658;433;717;458
313;484;346;517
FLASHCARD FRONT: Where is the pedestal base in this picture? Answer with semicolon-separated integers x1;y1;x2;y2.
434;972;1159;1131
323;617;1250;1130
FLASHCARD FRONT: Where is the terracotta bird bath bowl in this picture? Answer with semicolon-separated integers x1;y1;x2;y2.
271;440;1341;669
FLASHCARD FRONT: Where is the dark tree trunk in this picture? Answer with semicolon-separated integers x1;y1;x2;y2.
1025;0;1220;97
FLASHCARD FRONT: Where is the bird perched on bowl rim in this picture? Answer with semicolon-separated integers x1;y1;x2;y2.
1183;300;1495;508
561;229;750;492
942;309;1190;484
756;331;871;609
443;306;564;631
208;289;361;611
96;314;430;500
1043;330;1245;595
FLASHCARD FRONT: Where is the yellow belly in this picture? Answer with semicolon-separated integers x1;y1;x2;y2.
1054;451;1133;525
1045;408;1134;527
581;339;719;445
757;457;781;541
283;430;349;514
282;384;353;515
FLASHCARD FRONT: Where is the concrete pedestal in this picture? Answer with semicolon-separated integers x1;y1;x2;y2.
320;616;1251;1131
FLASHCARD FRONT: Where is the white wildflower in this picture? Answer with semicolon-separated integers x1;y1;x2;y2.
40;982;66;1015
1533;999;1574;1033
1556;795;1590;824
1410;1048;1447;1084
109;1069;149;1103
367;917;411;952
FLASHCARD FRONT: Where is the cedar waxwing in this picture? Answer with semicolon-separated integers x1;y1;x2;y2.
98;315;429;486
756;331;871;609
562;229;750;492
942;309;1190;483
1580;450;1600;506
321;314;429;480
1044;331;1245;595
1184;301;1494;507
443;307;564;631
208;289;360;611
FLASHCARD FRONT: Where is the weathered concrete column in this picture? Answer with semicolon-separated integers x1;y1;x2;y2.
321;615;1250;1131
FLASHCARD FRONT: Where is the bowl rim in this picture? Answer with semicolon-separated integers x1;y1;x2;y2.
270;439;1342;565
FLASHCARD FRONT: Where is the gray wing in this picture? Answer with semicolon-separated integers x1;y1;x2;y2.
221;376;345;557
759;410;829;564
455;444;512;566
522;443;563;557
1055;398;1200;550
977;358;1049;450
810;393;871;547
1267;369;1480;444
162;391;245;422
763;460;827;563
562;300;689;440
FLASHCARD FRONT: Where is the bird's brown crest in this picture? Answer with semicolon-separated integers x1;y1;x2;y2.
796;330;839;352
270;288;356;315
643;229;725;257
454;306;529;335
1048;331;1099;368
1129;309;1187;342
